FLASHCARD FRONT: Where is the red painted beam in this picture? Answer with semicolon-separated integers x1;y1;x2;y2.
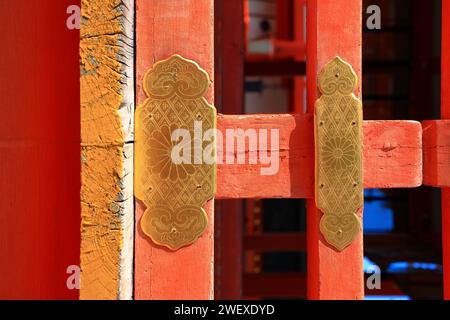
422;120;450;187
243;273;306;298
216;114;422;199
244;233;307;251
243;233;414;252
247;39;305;60
442;0;450;301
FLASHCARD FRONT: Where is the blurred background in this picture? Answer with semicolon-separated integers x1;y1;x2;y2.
214;0;444;300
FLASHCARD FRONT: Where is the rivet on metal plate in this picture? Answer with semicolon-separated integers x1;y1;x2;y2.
135;54;216;251
315;57;363;251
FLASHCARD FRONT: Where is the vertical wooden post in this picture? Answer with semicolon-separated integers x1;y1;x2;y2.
293;0;307;114
306;0;364;299
214;0;244;300
442;0;450;300
80;0;134;300
135;0;215;300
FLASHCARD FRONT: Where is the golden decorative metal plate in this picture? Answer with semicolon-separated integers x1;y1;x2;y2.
315;57;363;251
135;55;216;251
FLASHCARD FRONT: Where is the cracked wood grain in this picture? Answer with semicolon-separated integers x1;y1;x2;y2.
80;0;134;300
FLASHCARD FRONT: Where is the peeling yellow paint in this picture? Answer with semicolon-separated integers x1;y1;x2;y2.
80;0;126;300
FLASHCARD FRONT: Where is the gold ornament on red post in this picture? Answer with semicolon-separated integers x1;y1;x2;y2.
135;55;216;251
315;57;363;251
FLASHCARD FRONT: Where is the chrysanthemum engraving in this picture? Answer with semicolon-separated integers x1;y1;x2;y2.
321;137;356;171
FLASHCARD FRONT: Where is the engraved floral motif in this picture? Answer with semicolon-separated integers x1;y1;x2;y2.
321;137;356;171
146;125;196;182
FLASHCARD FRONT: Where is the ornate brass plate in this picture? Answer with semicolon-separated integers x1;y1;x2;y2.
135;55;216;251
315;57;363;251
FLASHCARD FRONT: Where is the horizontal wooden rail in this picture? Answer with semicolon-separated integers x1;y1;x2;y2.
247;39;305;60
243;233;414;252
244;60;306;76
216;114;422;199
243;273;306;298
244;233;306;251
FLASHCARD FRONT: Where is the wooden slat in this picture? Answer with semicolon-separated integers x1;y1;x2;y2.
216;114;422;199
80;0;134;300
135;0;215;300
423;120;450;187
243;273;306;298
306;0;363;300
442;0;450;300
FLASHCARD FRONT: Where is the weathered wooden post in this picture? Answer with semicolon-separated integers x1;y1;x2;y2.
80;0;134;299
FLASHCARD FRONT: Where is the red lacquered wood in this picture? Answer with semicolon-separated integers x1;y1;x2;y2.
0;0;80;299
443;188;450;299
363;120;422;189
277;0;291;40
215;115;422;199
214;0;244;300
423;120;450;187
135;0;214;300
293;0;307;114
306;0;363;300
243;273;306;298
244;233;307;251
442;0;450;300
216;113;314;199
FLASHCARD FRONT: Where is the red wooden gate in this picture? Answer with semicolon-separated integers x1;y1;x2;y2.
132;0;423;300
75;0;450;300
